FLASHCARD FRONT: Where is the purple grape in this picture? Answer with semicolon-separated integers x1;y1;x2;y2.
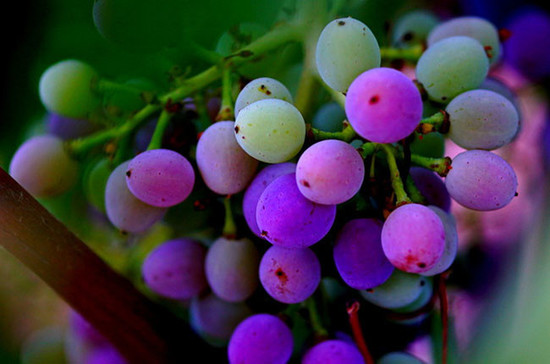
409;166;451;212
256;173;337;248
204;237;260;303
345;67;422;143
227;313;293;364
69;310;108;348
333;219;394;290
85;345;127;364
242;162;297;237
9;135;79;198
125;148;195;207
47;113;98;140
259;246;321;304
141;238;208;300
105;161;166;234
445;150;518;211
381;203;445;273
420;206;458;276
302;339;364;364
196;121;259;195
296;140;365;205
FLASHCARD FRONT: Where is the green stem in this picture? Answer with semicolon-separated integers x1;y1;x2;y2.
380;44;424;63
357;142;378;159
406;174;427;204
417;110;449;134
147;109;173;150
222;195;237;239
308;121;356;142
378;143;411;206
216;66;235;121
410;154;452;177
305;296;328;339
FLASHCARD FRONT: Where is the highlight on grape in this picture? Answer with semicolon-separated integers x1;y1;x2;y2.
2;0;550;363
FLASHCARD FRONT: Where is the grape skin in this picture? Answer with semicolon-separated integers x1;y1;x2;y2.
302;340;364;364
419;206;458;276
361;269;428;309
234;77;293;117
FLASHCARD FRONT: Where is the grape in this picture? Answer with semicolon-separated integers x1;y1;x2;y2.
415;36;489;103
47;113;98;140
409;167;451;212
333;219;394;290
86;345;127;364
381;203;445;273
420;206;458;276
377;351;425;364
9;135;79;198
234;99;306;163
105;161;167;234
302;339;364;364
361;269;429;309
256;173;337;248
345;67;423;143
311;102;346;133
296;139;365;205
189;293;253;346
479;77;520;110
234;77;293;117
69;310;108;347
259;246;321;304
393;276;433;314
409;132;445;158
427;16;501;65
316;17;381;92
391;10;440;48
242;162;297;237
204;237;260;303
444;150;518;211
125;148;195;207
39;59;101;119
227;313;293;364
141;238;208;300
196;121;259;195
446;89;519;150
20;327;68;364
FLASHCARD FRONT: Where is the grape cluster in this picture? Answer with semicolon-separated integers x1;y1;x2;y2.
7;2;538;363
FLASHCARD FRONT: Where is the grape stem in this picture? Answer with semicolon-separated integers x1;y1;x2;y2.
147;108;174;150
416;110;450;134
406;174;427;204
346;300;375;364
305;296;329;341
437;273;450;364
215;65;235;121
307;120;356;142
380;44;425;63
410;154;452;177
222;195;237;239
378;143;411;206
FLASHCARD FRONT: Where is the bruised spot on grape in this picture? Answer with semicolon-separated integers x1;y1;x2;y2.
420;280;425;286
515;191;519;196
275;268;288;284
261;230;269;238
300;179;310;188
441;96;447;101
402;31;414;42
259;84;271;95
484;45;493;59
234;125;240;134
126;169;132;178
417;262;426;269
338;20;346;26
366;288;374;293
369;95;380;104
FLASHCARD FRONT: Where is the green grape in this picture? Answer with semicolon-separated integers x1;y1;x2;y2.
83;157;111;212
234;77;293;117
234;99;305;163
391;10;440;48
409;132;445;158
39;59;102;119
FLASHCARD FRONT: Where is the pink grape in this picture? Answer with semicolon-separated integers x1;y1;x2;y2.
409;166;451;212
345;67;423;143
420;206;458;276
242;162;296;237
256;173;337;248
227;313;293;364
296;139;365;205
302;340;364;364
125;148;195;207
259;246;321;304
141;238;208;300
381;203;445;273
445;150;518;211
196;121;259;195
333;218;394;290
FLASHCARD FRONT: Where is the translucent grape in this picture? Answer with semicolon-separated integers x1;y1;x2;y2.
415;36;489;103
333;219;394;290
381;203;445;273
391;10;440;48
196;121;259;195
378;351;425;364
446;89;519;150
47;113;98;140
296;139;365;205
204;237;260;303
83;158;111;212
427;16;501;65
256;173;336;248
234;99;306;163
125;149;195;207
259;246;321;304
444;150;518;211
345;67;423;143
234;77;293;117
361;269;429;309
242;162;297;237
302;340;364;364
227;313;293;364
409;167;451;212
420;206;458;276
141;238;208;300
39;59;101;119
316;17;381;92
311;102;346;132
9;135;79;198
105;161;167;234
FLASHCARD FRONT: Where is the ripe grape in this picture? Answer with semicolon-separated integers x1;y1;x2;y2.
9;135;79;198
409;167;451;212
234;77;293;117
256;173;336;248
333;219;394;290
316;17;380;92
204;237;260;303
39;59;101;119
381;203;445;273
227;313;293;364
47;113;98;140
296;139;365;205
420;206;458;276
302;339;364;364
361;269;429;309
125;149;195;207
259;246;321;304
445;150;518;211
345;67;423;143
196;121;259;195
234;99;306;163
